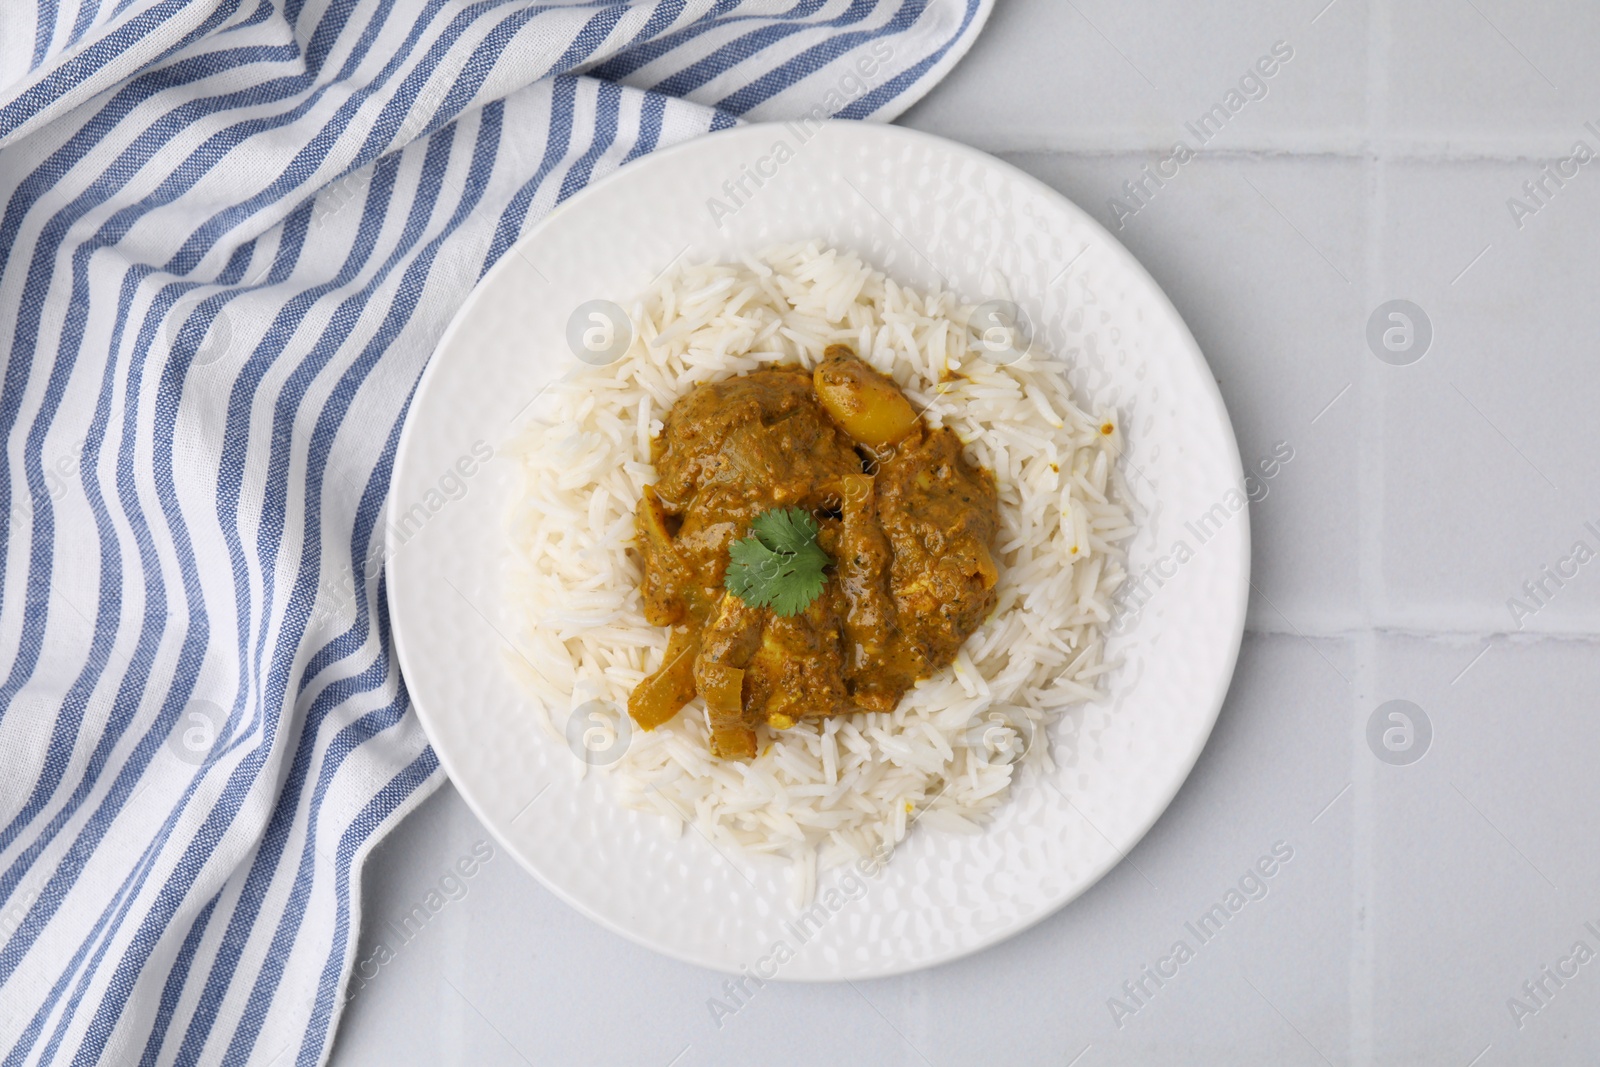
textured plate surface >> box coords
[386,121,1248,980]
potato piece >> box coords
[709,723,757,760]
[696,660,745,720]
[813,345,920,449]
[628,625,699,730]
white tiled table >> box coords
[330,2,1600,1062]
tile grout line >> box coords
[1349,1,1391,1063]
[983,139,1594,164]
[907,953,929,1067]
[1243,623,1600,642]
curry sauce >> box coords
[629,345,1000,759]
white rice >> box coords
[504,242,1133,904]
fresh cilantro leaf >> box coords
[724,536,780,604]
[750,507,820,555]
[765,539,830,616]
[724,507,831,616]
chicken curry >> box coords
[629,344,1000,759]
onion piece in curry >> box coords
[629,344,1000,759]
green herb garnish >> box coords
[724,507,831,616]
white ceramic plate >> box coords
[386,121,1248,980]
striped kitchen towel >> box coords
[0,1,991,1063]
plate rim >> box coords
[386,118,1251,980]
